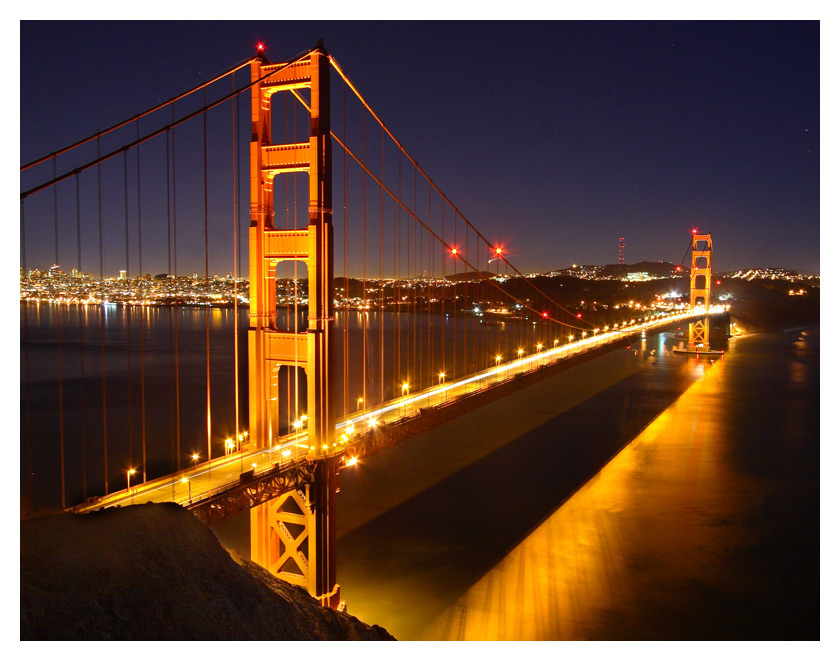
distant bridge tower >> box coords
[618,237,625,265]
[246,44,339,608]
[687,232,712,350]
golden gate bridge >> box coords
[20,42,720,609]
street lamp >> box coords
[192,453,199,469]
[438,372,445,385]
[181,477,190,502]
[357,397,364,412]
[127,468,136,491]
[495,355,501,366]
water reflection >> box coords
[417,331,818,640]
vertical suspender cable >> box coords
[397,153,401,389]
[342,82,348,419]
[379,125,384,404]
[413,167,417,388]
[137,123,147,484]
[172,109,181,470]
[453,215,457,378]
[124,151,134,472]
[166,123,174,475]
[98,135,108,495]
[75,171,87,500]
[441,197,445,380]
[293,101,299,425]
[362,112,366,409]
[203,87,212,468]
[285,95,291,427]
[232,75,240,443]
[54,157,66,510]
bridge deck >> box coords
[73,307,724,517]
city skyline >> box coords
[20,21,820,276]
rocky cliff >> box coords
[20,502,394,640]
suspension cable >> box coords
[172,109,182,470]
[232,73,241,446]
[328,55,593,329]
[203,86,212,468]
[21,58,258,172]
[55,165,66,510]
[97,134,108,496]
[21,50,312,200]
[123,150,134,473]
[137,122,147,484]
[291,76,591,333]
[331,130,592,332]
[75,171,87,500]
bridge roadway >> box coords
[74,306,722,515]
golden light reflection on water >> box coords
[421,356,759,640]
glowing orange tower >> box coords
[687,232,713,350]
[247,43,339,608]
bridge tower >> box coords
[687,232,713,350]
[247,44,339,608]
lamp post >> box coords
[401,382,409,416]
[192,453,199,469]
[127,468,136,503]
[357,397,363,412]
[181,477,190,503]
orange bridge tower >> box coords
[246,43,339,608]
[687,232,712,350]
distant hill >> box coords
[596,261,680,278]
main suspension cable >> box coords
[21,50,312,200]
[21,58,258,172]
[328,55,593,329]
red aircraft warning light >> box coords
[576,313,582,318]
[692,228,698,234]
[542,312,549,318]
[450,247,458,255]
[257,42,266,52]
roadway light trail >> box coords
[76,306,722,513]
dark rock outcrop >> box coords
[21,502,394,640]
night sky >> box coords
[19,20,820,275]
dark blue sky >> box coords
[20,20,820,275]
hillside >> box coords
[20,503,395,640]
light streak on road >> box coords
[75,306,722,513]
